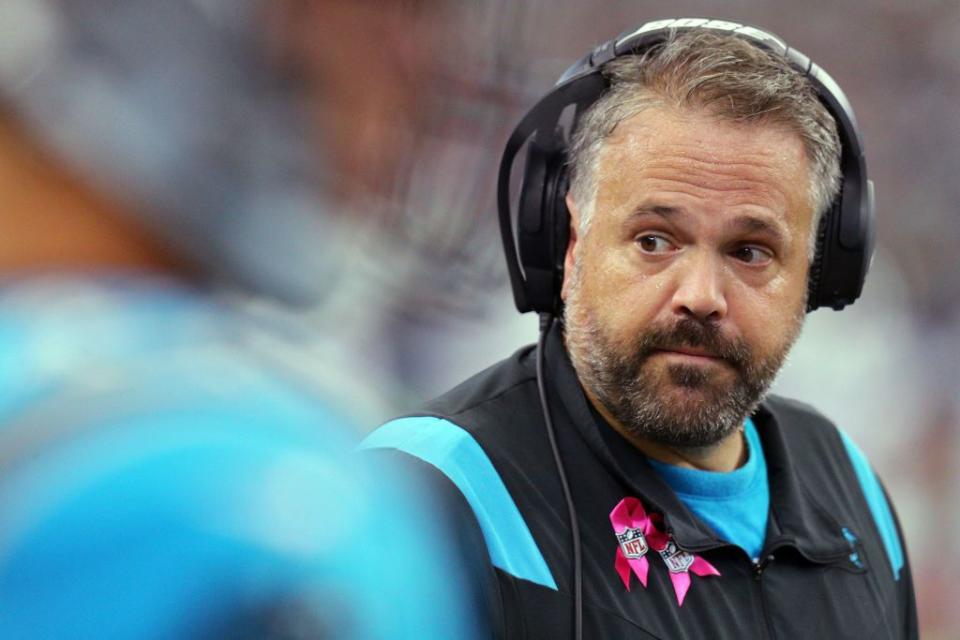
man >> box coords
[364,20,918,639]
[0,0,475,637]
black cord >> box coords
[536,313,582,640]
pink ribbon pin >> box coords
[610,498,721,606]
[609,497,656,590]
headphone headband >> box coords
[498,18,875,315]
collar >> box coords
[542,321,849,562]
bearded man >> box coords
[364,20,917,639]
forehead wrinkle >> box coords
[624,173,791,214]
[603,110,807,180]
[626,141,796,181]
[648,143,795,169]
[641,168,789,196]
[598,146,796,214]
[646,150,795,177]
[593,106,813,231]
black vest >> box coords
[364,325,917,639]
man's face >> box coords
[562,105,814,449]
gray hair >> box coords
[567,30,841,259]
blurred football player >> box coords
[0,0,478,637]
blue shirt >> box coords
[647,418,769,560]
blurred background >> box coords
[0,0,955,637]
[309,1,956,636]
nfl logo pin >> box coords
[659,540,695,573]
[616,527,649,559]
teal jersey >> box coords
[0,275,476,639]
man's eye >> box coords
[732,246,772,265]
[636,234,674,254]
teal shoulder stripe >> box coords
[839,431,904,581]
[360,417,558,590]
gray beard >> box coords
[563,272,802,450]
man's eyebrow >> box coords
[626,205,681,221]
[728,215,789,245]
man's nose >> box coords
[670,251,728,322]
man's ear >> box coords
[561,193,580,302]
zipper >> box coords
[751,562,775,640]
[752,555,776,640]
[752,553,776,580]
[661,526,781,639]
[750,538,793,578]
[750,542,793,640]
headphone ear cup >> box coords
[517,130,569,314]
[806,173,874,312]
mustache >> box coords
[632,318,753,372]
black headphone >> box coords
[497,18,875,315]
